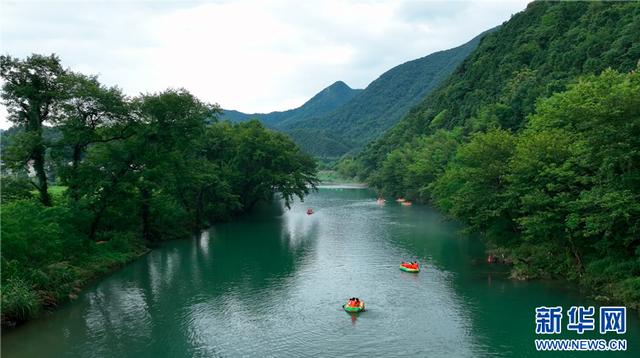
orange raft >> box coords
[400,262,420,273]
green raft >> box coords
[343,301,365,313]
[399,265,420,273]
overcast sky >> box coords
[0,0,529,129]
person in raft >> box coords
[348,297,360,307]
[401,261,419,268]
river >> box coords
[2,186,638,357]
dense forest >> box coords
[341,1,640,308]
[223,31,486,159]
[0,54,318,326]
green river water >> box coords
[2,186,638,357]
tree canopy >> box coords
[1,55,318,326]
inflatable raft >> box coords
[400,263,420,272]
[343,300,365,313]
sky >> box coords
[0,0,530,129]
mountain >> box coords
[285,30,489,154]
[220,81,362,128]
[347,0,640,310]
[222,31,487,158]
[356,1,640,175]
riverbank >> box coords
[444,221,639,312]
[497,247,640,313]
[1,188,150,327]
[404,199,640,312]
[1,242,149,327]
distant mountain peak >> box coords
[222,30,486,158]
[221,80,362,128]
[305,80,358,105]
[328,80,351,89]
[281,30,490,156]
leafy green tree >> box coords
[335,157,364,179]
[0,175,33,202]
[432,129,517,244]
[507,129,587,275]
[133,89,215,238]
[370,146,412,198]
[511,69,640,278]
[231,120,318,209]
[0,55,321,326]
[1,54,67,206]
[369,128,461,201]
[405,128,462,200]
[53,72,133,200]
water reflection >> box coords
[2,188,639,357]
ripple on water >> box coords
[2,187,639,357]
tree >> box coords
[507,128,587,274]
[0,55,322,325]
[54,72,134,200]
[432,129,518,245]
[405,128,462,200]
[231,120,318,209]
[370,146,412,199]
[0,175,33,202]
[133,89,216,238]
[1,54,66,206]
[511,69,640,276]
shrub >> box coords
[1,277,40,322]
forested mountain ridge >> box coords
[285,30,490,152]
[221,81,362,128]
[341,1,640,308]
[223,31,488,158]
[356,1,640,174]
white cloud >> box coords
[0,0,529,128]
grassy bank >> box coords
[0,199,150,326]
[2,242,149,327]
